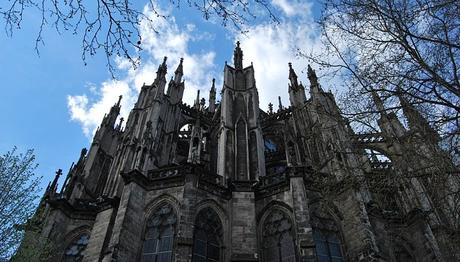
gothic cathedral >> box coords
[24,42,459,261]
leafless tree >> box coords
[0,147,41,259]
[0,0,277,76]
[302,0,459,161]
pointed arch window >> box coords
[141,203,177,262]
[64,233,90,262]
[312,228,343,262]
[262,209,296,262]
[192,208,223,262]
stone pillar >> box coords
[101,182,145,262]
[175,173,197,262]
[231,190,258,261]
[289,173,315,261]
[84,206,117,262]
[335,188,381,261]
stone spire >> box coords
[102,95,122,127]
[194,90,201,110]
[208,78,216,113]
[307,65,323,94]
[288,62,299,90]
[288,63,306,107]
[157,56,168,78]
[278,96,283,111]
[174,58,184,83]
[371,90,386,114]
[234,41,243,70]
[397,88,438,140]
[47,169,62,198]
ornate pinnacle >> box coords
[116,95,122,107]
[157,56,168,77]
[288,62,298,89]
[210,78,216,92]
[307,65,317,85]
[371,90,386,113]
[174,58,184,83]
[234,41,243,70]
[50,169,63,194]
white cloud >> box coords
[68,1,330,138]
[67,80,133,137]
[272,0,312,17]
[68,5,217,138]
[235,18,322,110]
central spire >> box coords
[234,41,243,70]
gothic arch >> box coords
[144,193,181,221]
[258,205,297,262]
[192,207,225,262]
[194,199,228,224]
[309,200,346,262]
[61,225,92,261]
[257,200,293,223]
[139,202,178,262]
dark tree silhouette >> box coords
[302,0,460,161]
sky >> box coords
[0,0,325,194]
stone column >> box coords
[101,182,145,262]
[290,172,316,261]
[231,190,258,261]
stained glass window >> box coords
[64,233,90,262]
[192,208,223,262]
[141,203,177,262]
[262,209,297,262]
[313,229,343,262]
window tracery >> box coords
[64,233,90,262]
[140,203,177,262]
[192,208,223,262]
[312,228,343,262]
[261,209,296,262]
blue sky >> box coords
[0,0,323,194]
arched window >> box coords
[261,209,296,262]
[312,228,343,262]
[140,203,177,262]
[64,233,90,261]
[192,208,223,262]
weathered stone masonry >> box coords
[22,42,459,262]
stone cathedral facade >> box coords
[24,42,459,262]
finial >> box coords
[234,41,243,69]
[174,57,184,83]
[157,56,168,76]
[80,148,88,158]
[117,117,125,131]
[288,62,298,89]
[211,78,216,91]
[50,169,63,193]
[268,103,273,114]
[307,65,317,81]
[194,89,201,109]
[117,95,122,106]
[278,96,283,111]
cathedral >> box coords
[22,42,459,261]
